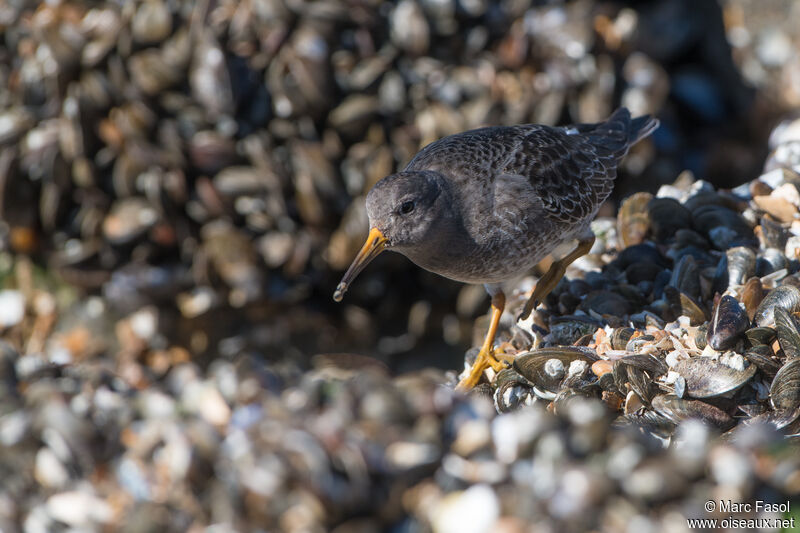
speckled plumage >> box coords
[364,108,659,285]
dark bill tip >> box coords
[332,227,387,302]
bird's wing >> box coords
[510,108,658,224]
[403,125,611,227]
[500,125,621,224]
[405,109,654,226]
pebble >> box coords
[0,412,30,447]
[182,381,231,427]
[385,441,440,469]
[432,484,499,533]
[46,490,113,527]
[34,447,70,489]
[0,290,25,328]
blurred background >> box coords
[0,0,798,373]
[3,1,800,532]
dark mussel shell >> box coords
[610,327,635,350]
[513,346,598,395]
[774,307,800,360]
[756,215,788,250]
[613,354,668,404]
[651,394,735,431]
[547,315,603,346]
[673,356,756,399]
[668,255,701,300]
[770,358,800,412]
[725,246,756,288]
[664,286,706,325]
[707,295,749,351]
[741,277,765,321]
[613,409,676,441]
[744,345,782,377]
[694,324,708,350]
[493,367,534,413]
[647,197,691,241]
[741,407,800,431]
[754,285,800,327]
[745,326,776,346]
[757,247,787,277]
[691,204,753,249]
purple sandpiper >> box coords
[333,108,659,390]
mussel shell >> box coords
[683,190,726,212]
[610,327,635,350]
[615,353,668,374]
[736,401,767,418]
[547,315,602,346]
[741,407,800,431]
[668,255,700,300]
[651,394,735,430]
[512,347,597,394]
[674,228,711,250]
[625,262,663,284]
[473,382,495,399]
[741,277,765,321]
[725,246,756,288]
[597,372,618,393]
[613,354,668,404]
[625,334,656,353]
[707,295,749,351]
[613,243,670,270]
[744,347,782,377]
[647,197,691,241]
[770,358,800,412]
[665,286,706,325]
[781,273,800,289]
[757,247,787,277]
[754,284,800,327]
[757,215,788,249]
[745,327,776,346]
[612,410,676,441]
[774,307,800,360]
[578,290,632,316]
[691,204,753,249]
[617,192,653,247]
[673,357,756,398]
[694,324,708,350]
[553,386,597,415]
[493,368,534,413]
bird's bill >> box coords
[333,227,388,302]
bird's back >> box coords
[406,108,658,225]
[399,108,658,283]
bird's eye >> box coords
[399,201,415,214]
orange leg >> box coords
[518,235,595,321]
[456,291,508,391]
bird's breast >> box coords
[398,231,552,284]
[401,216,591,284]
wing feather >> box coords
[405,108,657,226]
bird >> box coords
[333,108,659,391]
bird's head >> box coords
[333,170,450,301]
[366,170,448,249]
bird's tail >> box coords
[580,107,659,156]
[628,112,660,144]
[600,107,659,144]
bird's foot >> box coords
[517,268,560,322]
[455,347,508,391]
